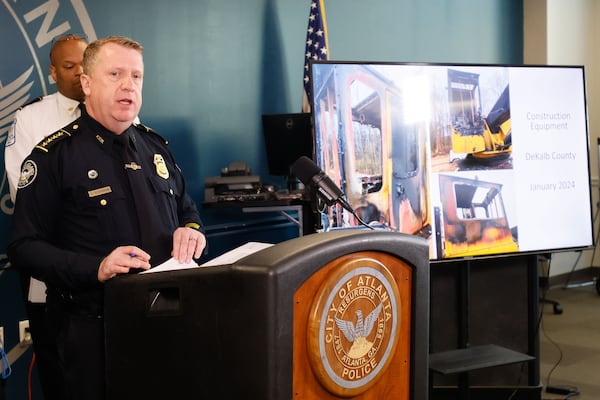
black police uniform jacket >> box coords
[7,109,203,295]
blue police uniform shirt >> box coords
[8,108,203,294]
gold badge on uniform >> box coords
[154,154,169,179]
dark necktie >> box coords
[115,131,164,260]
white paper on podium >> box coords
[199,242,273,267]
[140,242,274,274]
[140,257,199,274]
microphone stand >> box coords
[310,186,374,231]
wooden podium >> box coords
[104,230,429,399]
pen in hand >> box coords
[126,248,151,270]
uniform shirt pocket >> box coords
[72,183,131,240]
[148,175,181,227]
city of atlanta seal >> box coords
[307,254,401,397]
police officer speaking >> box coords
[7,36,207,400]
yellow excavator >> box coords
[447,69,511,163]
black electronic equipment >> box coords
[204,162,272,203]
[261,113,313,180]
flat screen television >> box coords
[309,61,594,262]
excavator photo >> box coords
[447,68,511,164]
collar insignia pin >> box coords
[124,162,142,171]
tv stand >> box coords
[429,256,540,399]
[430,344,534,376]
[429,343,534,400]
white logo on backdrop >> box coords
[0,0,96,215]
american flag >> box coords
[302,0,329,113]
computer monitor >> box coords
[261,113,313,180]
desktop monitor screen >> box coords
[262,113,313,177]
[309,61,594,262]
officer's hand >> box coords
[98,245,151,282]
[172,227,206,264]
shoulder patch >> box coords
[17,159,38,189]
[133,122,169,145]
[18,96,43,111]
[34,122,80,153]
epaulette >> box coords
[33,121,80,153]
[133,122,169,145]
[18,96,43,111]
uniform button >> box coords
[169,188,174,196]
[100,199,107,206]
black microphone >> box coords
[291,156,354,213]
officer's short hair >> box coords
[83,36,143,75]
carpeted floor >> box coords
[539,281,600,400]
